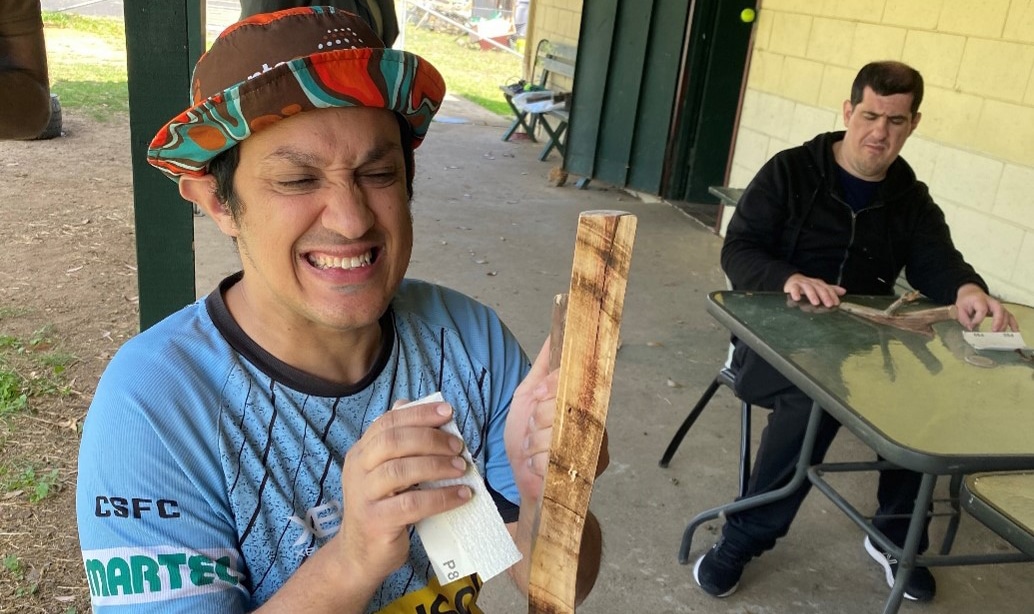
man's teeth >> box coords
[309,251,373,270]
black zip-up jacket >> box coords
[721,131,986,305]
[721,131,986,402]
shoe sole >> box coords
[863,537,919,601]
[692,554,738,598]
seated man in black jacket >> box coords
[694,60,1017,603]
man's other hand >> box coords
[955,283,1019,332]
[504,339,611,502]
[505,339,557,500]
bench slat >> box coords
[540,57,575,78]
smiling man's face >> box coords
[223,106,413,338]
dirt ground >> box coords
[0,108,136,612]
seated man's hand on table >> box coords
[504,338,610,500]
[955,283,1019,332]
[783,273,846,309]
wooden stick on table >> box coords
[838,296,956,337]
[528,210,637,614]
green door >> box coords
[566,0,756,214]
[565,0,690,192]
[664,0,757,206]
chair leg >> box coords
[659,378,721,467]
[738,401,752,498]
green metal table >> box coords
[963,472,1034,558]
[681,291,1034,614]
[707,185,744,208]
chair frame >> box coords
[659,364,753,499]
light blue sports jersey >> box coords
[76,275,529,612]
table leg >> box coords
[881,472,936,614]
[677,399,825,564]
[938,473,963,555]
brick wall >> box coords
[728,0,1034,304]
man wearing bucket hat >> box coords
[76,7,603,612]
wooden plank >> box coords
[528,210,637,614]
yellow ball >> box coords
[740,8,756,23]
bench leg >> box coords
[538,116,568,161]
[501,96,537,142]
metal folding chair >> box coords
[659,344,754,498]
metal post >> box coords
[124,1,205,329]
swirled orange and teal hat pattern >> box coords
[147,6,446,181]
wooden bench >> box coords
[500,39,576,161]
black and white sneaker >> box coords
[864,536,936,602]
[693,537,753,598]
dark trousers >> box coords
[722,380,931,557]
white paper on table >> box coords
[962,331,1029,351]
[399,393,522,586]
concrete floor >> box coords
[191,93,1033,612]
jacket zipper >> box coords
[832,193,885,287]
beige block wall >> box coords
[726,0,1034,304]
[524,0,582,91]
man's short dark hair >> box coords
[850,61,924,114]
[208,112,416,220]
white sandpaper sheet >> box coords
[962,331,1029,351]
[401,393,522,586]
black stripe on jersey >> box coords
[301,395,342,561]
[313,396,341,508]
[436,327,447,392]
[468,367,489,460]
[253,395,322,594]
[239,378,279,545]
[228,376,255,496]
[384,316,402,410]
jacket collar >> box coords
[804,131,919,200]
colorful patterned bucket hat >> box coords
[147,6,446,180]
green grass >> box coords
[42,11,128,120]
[3,553,40,597]
[0,325,75,416]
[403,26,522,117]
[37,13,521,121]
[42,11,125,41]
[0,465,61,504]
